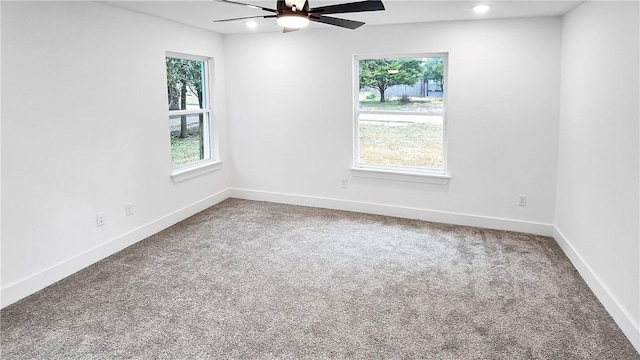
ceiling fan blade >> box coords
[283,27,300,33]
[213,15,277,23]
[213,0,277,13]
[309,0,384,15]
[309,14,365,29]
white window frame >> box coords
[166,52,221,183]
[352,53,450,184]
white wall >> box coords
[224,17,561,230]
[555,1,639,347]
[1,1,230,306]
[2,0,639,351]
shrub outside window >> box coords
[166,53,212,170]
[354,54,447,175]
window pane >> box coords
[356,54,446,172]
[166,57,207,110]
[359,57,444,113]
[170,114,210,168]
[358,114,443,169]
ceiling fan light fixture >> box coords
[472,4,491,14]
[276,14,310,28]
[213,0,385,31]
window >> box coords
[354,54,448,180]
[166,53,213,171]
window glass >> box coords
[169,114,210,168]
[166,55,212,169]
[356,55,447,173]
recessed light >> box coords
[472,4,491,14]
[245,20,258,29]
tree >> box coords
[166,58,204,138]
[166,58,182,111]
[359,58,423,102]
[423,58,444,92]
[183,62,205,158]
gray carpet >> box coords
[1,198,638,359]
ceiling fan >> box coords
[213,0,385,32]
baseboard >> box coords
[229,188,554,236]
[0,188,232,309]
[232,188,638,350]
[553,226,640,352]
[7,188,636,354]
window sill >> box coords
[171,161,223,183]
[350,167,451,185]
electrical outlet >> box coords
[341,178,348,188]
[125,202,134,216]
[519,195,527,207]
[96,212,105,226]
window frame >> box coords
[166,52,221,182]
[352,53,450,183]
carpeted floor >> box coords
[1,199,638,359]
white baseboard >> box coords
[5,188,636,355]
[553,226,640,352]
[0,189,232,309]
[229,188,554,236]
[1,188,552,309]
[235,189,638,351]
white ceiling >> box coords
[103,0,583,34]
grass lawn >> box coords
[171,121,443,170]
[359,122,443,169]
[171,136,201,168]
[359,97,444,112]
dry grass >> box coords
[171,135,201,168]
[359,122,443,169]
[171,121,443,170]
[359,97,444,112]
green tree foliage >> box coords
[360,58,423,102]
[423,57,444,92]
[166,58,204,138]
